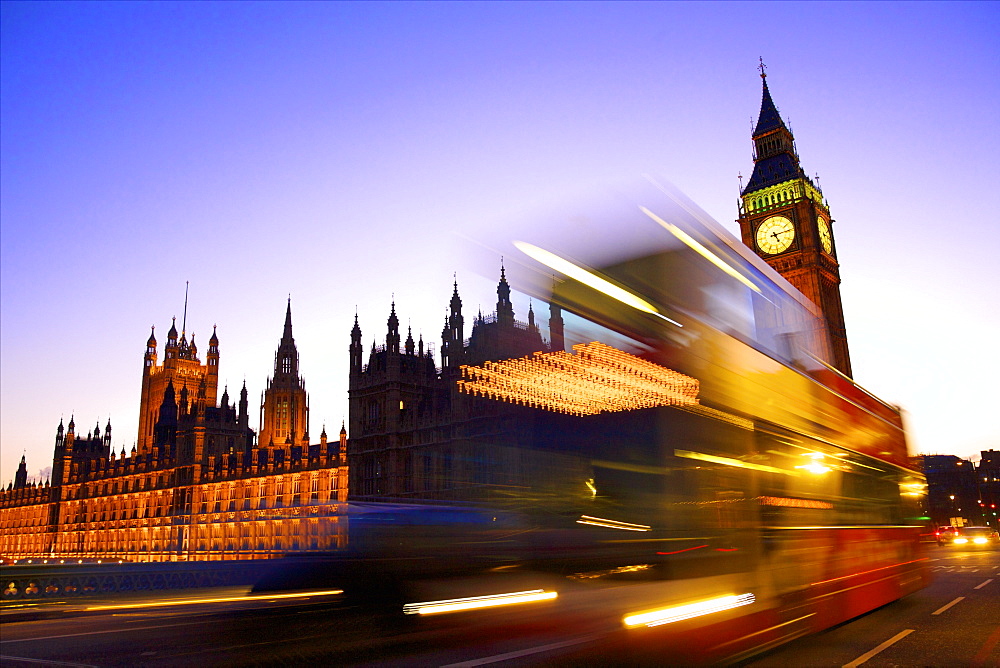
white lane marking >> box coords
[0,657,96,668]
[442,634,602,667]
[0,620,208,644]
[932,597,965,615]
[974,579,994,590]
[842,629,914,668]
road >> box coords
[744,547,1000,667]
[1,546,997,667]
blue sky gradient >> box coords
[2,2,998,483]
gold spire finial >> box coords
[758,57,767,79]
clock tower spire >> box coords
[737,64,852,377]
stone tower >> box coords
[736,63,852,377]
[258,299,309,448]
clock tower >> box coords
[737,63,852,377]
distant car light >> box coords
[954,537,969,544]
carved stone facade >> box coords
[348,268,569,502]
[1,305,347,562]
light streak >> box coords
[795,462,832,474]
[402,589,558,615]
[459,341,699,416]
[759,495,833,509]
[512,241,682,327]
[674,449,791,475]
[640,206,762,294]
[577,515,651,532]
[656,545,708,555]
[623,593,755,628]
[84,588,343,611]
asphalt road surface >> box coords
[744,546,1000,667]
[1,546,996,667]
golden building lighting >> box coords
[457,341,699,416]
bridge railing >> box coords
[1,560,271,599]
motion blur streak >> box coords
[674,449,791,475]
[577,515,651,531]
[623,593,755,628]
[639,206,762,294]
[656,545,708,555]
[512,241,681,326]
[84,588,343,611]
[402,590,558,615]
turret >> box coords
[258,299,309,450]
[444,279,465,368]
[449,278,464,343]
[405,326,415,355]
[441,313,453,368]
[496,263,514,327]
[350,314,363,374]
[238,380,249,428]
[14,454,28,489]
[145,326,157,369]
[165,317,179,359]
[207,325,219,369]
[387,302,400,354]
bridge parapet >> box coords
[1,560,269,599]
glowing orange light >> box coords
[458,341,699,416]
[758,496,833,509]
[623,593,755,628]
[402,589,558,615]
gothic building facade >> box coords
[736,65,852,377]
[1,303,348,562]
[348,268,569,502]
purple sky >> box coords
[2,1,998,484]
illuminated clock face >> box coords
[756,216,795,255]
[817,217,833,254]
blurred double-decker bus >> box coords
[261,179,929,664]
[443,179,930,662]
